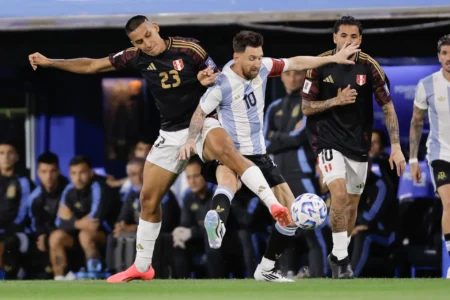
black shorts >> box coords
[201,154,286,191]
[431,160,450,190]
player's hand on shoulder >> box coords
[28,52,52,70]
[178,138,198,161]
[409,161,422,183]
[389,144,406,177]
[334,42,360,65]
[334,85,357,106]
[198,66,220,87]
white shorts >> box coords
[318,149,368,195]
[196,117,222,162]
[146,118,220,174]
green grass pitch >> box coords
[1,279,449,300]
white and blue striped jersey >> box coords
[414,69,450,163]
[200,57,289,155]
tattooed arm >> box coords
[382,102,400,145]
[188,105,207,141]
[178,85,222,160]
[409,105,426,160]
[382,102,406,176]
[408,81,428,182]
[302,84,357,116]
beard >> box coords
[243,69,259,80]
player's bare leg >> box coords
[48,230,74,279]
[254,182,296,282]
[327,179,354,279]
[346,194,361,242]
[203,127,292,227]
[438,184,450,278]
[107,161,178,283]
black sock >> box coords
[445,234,450,256]
[329,253,350,265]
[264,222,297,262]
[211,187,233,224]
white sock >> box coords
[260,257,276,270]
[241,166,280,209]
[134,218,161,272]
[332,231,348,260]
[347,236,352,247]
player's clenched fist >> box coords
[28,52,52,70]
[334,84,357,106]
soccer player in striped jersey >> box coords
[301,16,406,279]
[179,30,359,282]
[409,34,450,278]
[29,15,219,283]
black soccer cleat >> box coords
[327,254,354,279]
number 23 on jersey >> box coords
[160,70,181,89]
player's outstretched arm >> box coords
[382,102,406,176]
[29,52,115,74]
[286,42,360,71]
[302,84,357,116]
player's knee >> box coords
[49,230,66,249]
[217,172,238,192]
[139,192,160,216]
[330,189,348,208]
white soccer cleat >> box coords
[204,210,226,249]
[254,264,295,282]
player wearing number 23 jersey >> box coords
[109,36,217,132]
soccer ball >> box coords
[291,193,327,230]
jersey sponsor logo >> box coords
[384,83,390,96]
[205,57,217,69]
[356,74,366,86]
[303,79,312,94]
[172,59,184,71]
[438,96,446,102]
[323,75,334,83]
[147,63,157,70]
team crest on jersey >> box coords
[173,59,184,71]
[356,75,366,86]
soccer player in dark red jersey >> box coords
[28,15,222,282]
[301,16,406,278]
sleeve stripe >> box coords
[306,49,332,78]
[318,50,333,57]
[172,40,207,58]
[360,53,385,81]
[14,178,31,224]
[89,181,101,218]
